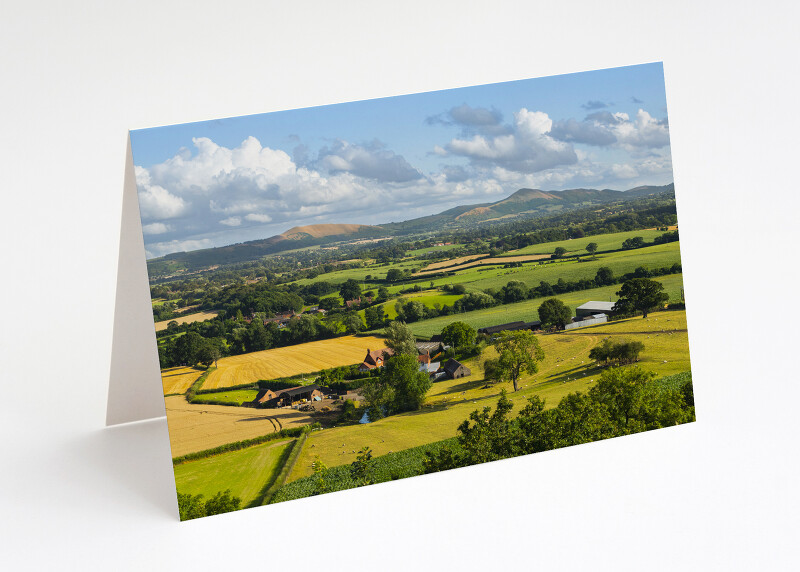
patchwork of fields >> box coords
[288,310,690,480]
[202,335,387,389]
[392,273,685,338]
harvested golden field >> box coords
[164,395,314,457]
[155,310,219,331]
[161,366,204,395]
[202,335,387,389]
[422,254,486,272]
[416,254,550,276]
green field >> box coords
[498,228,670,257]
[193,389,260,405]
[407,243,463,256]
[289,309,690,481]
[174,439,293,506]
[372,273,684,338]
[360,292,464,320]
[452,242,681,292]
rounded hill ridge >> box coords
[280,223,382,240]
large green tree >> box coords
[492,329,545,392]
[614,277,669,318]
[364,304,387,330]
[585,242,598,257]
[384,354,432,413]
[537,298,572,330]
[339,278,362,301]
[383,320,417,356]
[441,321,477,350]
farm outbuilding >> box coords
[575,301,616,319]
[478,320,541,336]
[274,384,323,407]
[243,388,278,408]
[443,359,471,379]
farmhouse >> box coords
[443,359,471,379]
[358,348,394,371]
[575,301,616,319]
[478,320,541,336]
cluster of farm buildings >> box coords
[244,300,615,410]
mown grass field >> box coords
[155,310,219,331]
[363,292,464,320]
[203,335,387,389]
[465,241,682,291]
[164,395,314,457]
[194,389,260,405]
[498,228,669,257]
[288,309,690,481]
[173,439,293,506]
[406,243,462,256]
[389,273,685,338]
[161,366,205,395]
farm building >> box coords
[478,320,541,336]
[416,341,446,356]
[443,359,471,379]
[273,385,323,407]
[575,301,616,319]
[419,361,441,375]
[358,348,395,371]
[564,313,608,330]
[243,388,278,408]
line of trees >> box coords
[423,366,695,474]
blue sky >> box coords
[131,62,673,258]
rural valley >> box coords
[147,185,695,519]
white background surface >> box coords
[2,1,799,570]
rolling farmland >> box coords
[288,310,690,480]
[397,273,685,338]
[202,335,387,389]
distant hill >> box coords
[382,183,673,230]
[147,223,385,277]
[147,182,673,276]
[281,223,380,240]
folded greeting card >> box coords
[116,62,694,520]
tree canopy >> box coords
[537,298,572,330]
[383,320,417,356]
[490,329,545,392]
[441,321,477,350]
[613,277,669,318]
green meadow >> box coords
[193,389,260,405]
[173,439,293,506]
[498,228,670,257]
